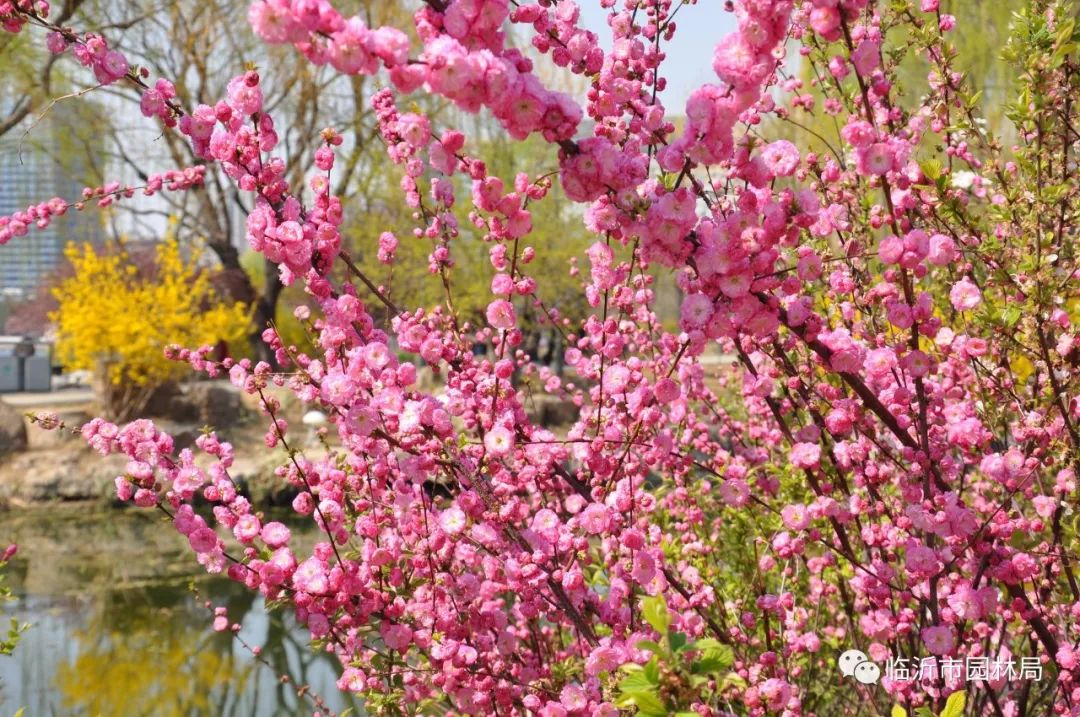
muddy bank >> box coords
[0,436,294,507]
[0,381,293,507]
[0,379,579,507]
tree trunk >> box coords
[249,256,284,366]
[206,238,283,367]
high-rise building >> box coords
[0,104,103,299]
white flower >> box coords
[951,170,976,190]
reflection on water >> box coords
[0,507,363,716]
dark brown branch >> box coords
[339,250,402,315]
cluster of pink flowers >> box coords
[559,136,648,203]
[247,0,407,65]
[41,28,129,85]
[249,0,581,143]
[173,69,345,284]
[511,0,603,75]
[0,0,45,33]
[7,0,1080,715]
[138,78,180,127]
[0,167,205,246]
[660,1,792,173]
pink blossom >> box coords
[484,425,514,456]
[791,442,821,469]
[921,625,955,655]
[841,120,876,148]
[719,479,750,507]
[781,503,811,530]
[485,299,516,330]
[906,542,941,579]
[949,278,982,311]
[759,678,792,711]
[878,234,904,264]
[602,364,631,394]
[578,503,610,535]
[947,585,998,620]
[381,622,413,652]
[850,40,881,75]
[233,514,261,543]
[654,378,680,404]
[45,31,68,54]
[188,527,219,554]
[1058,646,1078,670]
[585,646,621,676]
[631,551,656,584]
[293,557,329,595]
[560,683,588,711]
[856,142,894,176]
[1033,495,1058,520]
[712,34,772,91]
[261,521,291,548]
[761,139,800,177]
[864,348,898,380]
[680,293,714,329]
[928,233,958,265]
[227,72,263,115]
[809,7,841,38]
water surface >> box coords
[0,506,362,716]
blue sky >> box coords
[575,2,736,110]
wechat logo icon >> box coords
[838,649,881,685]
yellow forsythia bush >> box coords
[51,239,250,406]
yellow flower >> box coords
[50,238,250,391]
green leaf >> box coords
[691,643,734,673]
[914,707,936,717]
[719,672,747,690]
[641,595,671,634]
[629,690,669,717]
[643,656,661,685]
[691,638,725,650]
[691,640,734,673]
[941,691,966,717]
[635,639,663,655]
[892,706,908,717]
[619,671,655,695]
[669,631,688,653]
[920,159,943,182]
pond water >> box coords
[0,506,363,716]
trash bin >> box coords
[24,355,51,391]
[0,356,17,392]
[0,336,52,392]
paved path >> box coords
[0,388,94,409]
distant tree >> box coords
[775,1,1023,156]
[4,0,419,362]
[349,130,594,360]
[0,0,85,137]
